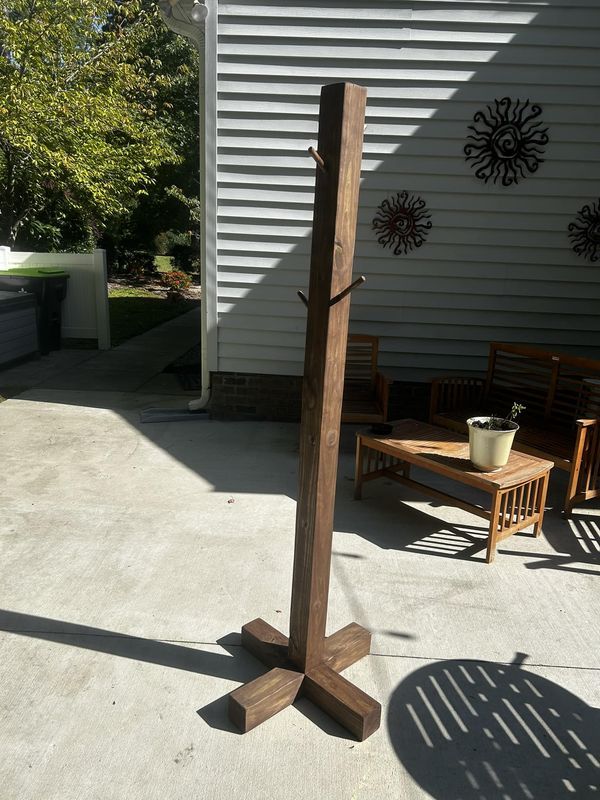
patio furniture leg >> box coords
[534,472,550,537]
[354,437,364,499]
[486,490,502,564]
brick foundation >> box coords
[209,371,431,424]
[209,372,303,421]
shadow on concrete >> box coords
[388,653,600,798]
[336,455,600,570]
[0,608,355,740]
[519,514,600,577]
[0,609,248,681]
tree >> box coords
[0,0,182,250]
[100,8,200,263]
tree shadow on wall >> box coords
[389,653,600,798]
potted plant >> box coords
[467,403,526,472]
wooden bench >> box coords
[342,334,392,423]
[429,342,600,515]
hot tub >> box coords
[0,290,38,368]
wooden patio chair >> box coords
[342,334,392,423]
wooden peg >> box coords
[308,146,326,172]
[329,275,366,307]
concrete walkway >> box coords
[0,305,202,410]
[1,318,599,799]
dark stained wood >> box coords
[355,420,553,564]
[241,618,289,669]
[228,83,380,742]
[303,665,381,742]
[429,342,600,514]
[323,623,371,672]
[229,668,304,733]
[289,82,367,673]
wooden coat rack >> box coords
[228,82,380,741]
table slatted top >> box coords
[358,419,554,491]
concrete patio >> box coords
[1,317,599,799]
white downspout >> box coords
[160,0,218,413]
[189,0,218,411]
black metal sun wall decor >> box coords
[372,191,432,255]
[464,97,549,186]
[568,199,600,262]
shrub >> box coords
[154,229,189,256]
[170,242,196,272]
[161,269,192,299]
[111,249,156,279]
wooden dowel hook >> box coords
[297,290,309,308]
[308,146,326,172]
[330,275,366,307]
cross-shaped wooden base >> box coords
[226,82,379,743]
[229,618,381,740]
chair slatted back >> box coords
[345,334,378,388]
[487,342,600,426]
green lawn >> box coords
[108,286,199,347]
[154,255,173,273]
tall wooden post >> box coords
[228,83,380,741]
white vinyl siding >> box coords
[215,0,600,380]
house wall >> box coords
[214,0,600,385]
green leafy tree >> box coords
[0,0,182,249]
[101,11,200,262]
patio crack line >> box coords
[370,652,600,672]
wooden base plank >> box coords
[241,618,289,668]
[303,664,381,741]
[324,623,371,672]
[229,667,304,733]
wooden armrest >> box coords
[566,417,600,514]
[429,375,484,421]
[575,418,599,428]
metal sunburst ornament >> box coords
[568,199,600,262]
[372,191,432,255]
[464,97,549,186]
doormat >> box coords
[163,344,202,390]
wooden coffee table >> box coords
[354,419,554,563]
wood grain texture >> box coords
[229,83,380,742]
[359,419,553,491]
[241,618,289,668]
[229,667,304,733]
[323,623,371,673]
[303,664,381,742]
[356,420,553,563]
[288,82,367,672]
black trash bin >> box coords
[0,267,70,354]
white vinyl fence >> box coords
[0,247,110,349]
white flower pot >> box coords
[467,416,519,472]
